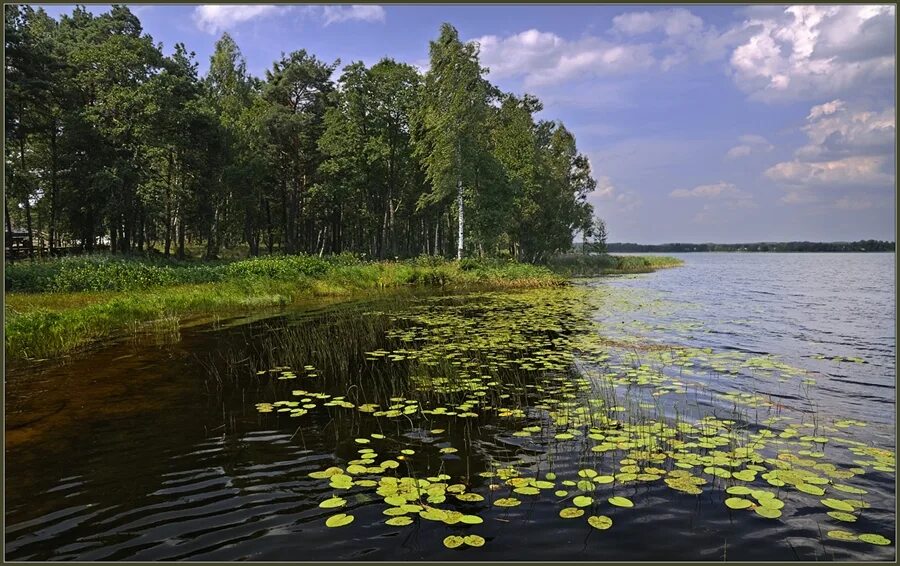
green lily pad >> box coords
[588,515,613,530]
[444,535,464,549]
[325,513,355,527]
[859,534,891,546]
[796,483,825,496]
[726,486,752,495]
[753,506,782,519]
[385,516,413,526]
[560,507,585,518]
[821,498,854,512]
[827,511,857,522]
[319,496,346,509]
[461,514,483,524]
[725,497,752,510]
[827,530,858,542]
[608,496,633,508]
[759,498,784,510]
[494,497,521,507]
[573,496,593,507]
[464,535,485,547]
[555,490,568,497]
[384,495,407,506]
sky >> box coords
[35,4,897,244]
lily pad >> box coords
[319,496,346,509]
[443,535,464,549]
[608,496,634,508]
[753,507,782,519]
[827,511,857,522]
[724,497,752,510]
[325,513,355,528]
[821,498,855,512]
[588,515,613,530]
[385,516,413,526]
[859,534,891,546]
[463,535,486,547]
[827,530,858,542]
[560,507,585,518]
[494,498,521,507]
[573,496,593,507]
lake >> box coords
[5,253,896,561]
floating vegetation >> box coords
[245,284,894,554]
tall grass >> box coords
[5,254,562,361]
[545,254,683,277]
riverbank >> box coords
[545,253,684,277]
[4,253,680,361]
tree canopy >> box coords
[5,7,597,262]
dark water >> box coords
[5,254,896,561]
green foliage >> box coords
[5,254,563,360]
[544,254,683,277]
[6,9,599,267]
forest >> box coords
[604,241,896,253]
[4,5,599,263]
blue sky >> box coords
[36,4,896,243]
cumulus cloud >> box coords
[766,99,895,190]
[588,175,643,213]
[193,5,282,34]
[612,8,703,37]
[671,183,756,222]
[725,134,774,159]
[670,182,751,200]
[322,5,385,26]
[193,4,385,34]
[767,155,893,188]
[728,5,896,101]
[474,29,655,86]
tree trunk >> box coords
[48,122,59,252]
[5,195,14,264]
[456,141,464,260]
[164,149,173,257]
[177,213,185,259]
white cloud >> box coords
[587,175,643,213]
[612,8,703,37]
[322,5,385,26]
[725,134,774,159]
[193,5,385,34]
[474,29,655,86]
[670,182,750,199]
[766,99,895,190]
[193,5,282,34]
[766,155,893,187]
[728,5,896,101]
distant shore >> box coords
[598,240,895,253]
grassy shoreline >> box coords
[5,254,680,362]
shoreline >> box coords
[5,255,681,362]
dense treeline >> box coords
[602,241,896,253]
[5,5,597,263]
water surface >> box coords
[5,253,895,561]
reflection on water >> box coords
[5,254,896,561]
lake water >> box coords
[5,253,896,561]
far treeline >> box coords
[600,241,896,253]
[5,5,601,263]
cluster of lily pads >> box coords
[249,285,894,554]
